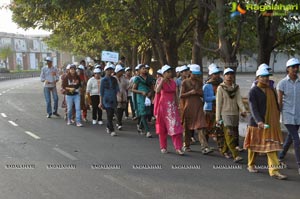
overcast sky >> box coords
[0,0,51,35]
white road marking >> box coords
[1,113,7,118]
[8,121,18,126]
[25,131,41,140]
[103,175,147,198]
[53,147,78,161]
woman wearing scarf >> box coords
[216,68,246,162]
[244,67,287,180]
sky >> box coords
[0,0,51,35]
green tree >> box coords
[0,45,13,69]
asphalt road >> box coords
[0,75,299,199]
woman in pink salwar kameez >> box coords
[155,65,184,155]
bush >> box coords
[0,68,10,73]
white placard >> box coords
[101,51,119,63]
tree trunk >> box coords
[256,14,280,66]
[164,37,178,67]
[216,0,239,70]
[131,45,138,69]
[192,0,211,72]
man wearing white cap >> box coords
[86,68,103,125]
[277,57,300,175]
[114,65,129,130]
[99,64,119,136]
[244,67,287,179]
[180,64,213,154]
[40,56,60,118]
[216,68,246,162]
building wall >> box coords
[0,32,72,71]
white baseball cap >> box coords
[189,64,201,75]
[178,65,189,72]
[258,63,271,71]
[135,64,143,70]
[209,67,221,75]
[208,63,219,71]
[104,64,114,71]
[94,64,101,68]
[93,68,101,73]
[256,67,272,77]
[157,69,162,75]
[66,64,71,70]
[125,67,131,72]
[223,68,235,75]
[115,64,124,73]
[161,65,172,74]
[45,57,52,62]
[286,58,300,67]
[175,66,181,73]
[78,65,85,70]
[145,64,150,69]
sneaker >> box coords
[132,117,138,120]
[53,112,60,117]
[146,132,152,138]
[271,173,287,180]
[71,119,75,124]
[176,149,184,156]
[183,147,192,152]
[247,166,258,173]
[124,116,128,120]
[111,132,117,136]
[92,120,97,125]
[82,118,88,122]
[233,156,243,163]
[76,122,83,127]
[118,125,122,130]
[98,120,103,125]
[46,114,52,118]
[202,147,213,155]
[106,128,110,134]
[161,149,168,154]
[191,137,196,144]
[67,120,72,125]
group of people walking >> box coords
[40,56,300,180]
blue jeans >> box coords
[43,87,58,115]
[66,94,81,123]
[279,124,300,167]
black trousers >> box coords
[91,95,102,121]
[106,108,115,132]
[116,108,125,126]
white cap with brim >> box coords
[93,68,101,73]
[161,65,172,74]
[95,64,101,68]
[208,63,218,71]
[175,67,181,73]
[258,63,271,71]
[66,64,71,70]
[115,64,124,73]
[104,65,114,71]
[135,64,143,70]
[189,64,202,75]
[45,57,52,62]
[209,67,220,75]
[78,65,85,70]
[286,58,300,67]
[157,69,162,75]
[69,64,76,69]
[125,67,131,72]
[179,65,189,72]
[223,68,234,75]
[256,67,272,77]
[145,64,150,69]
